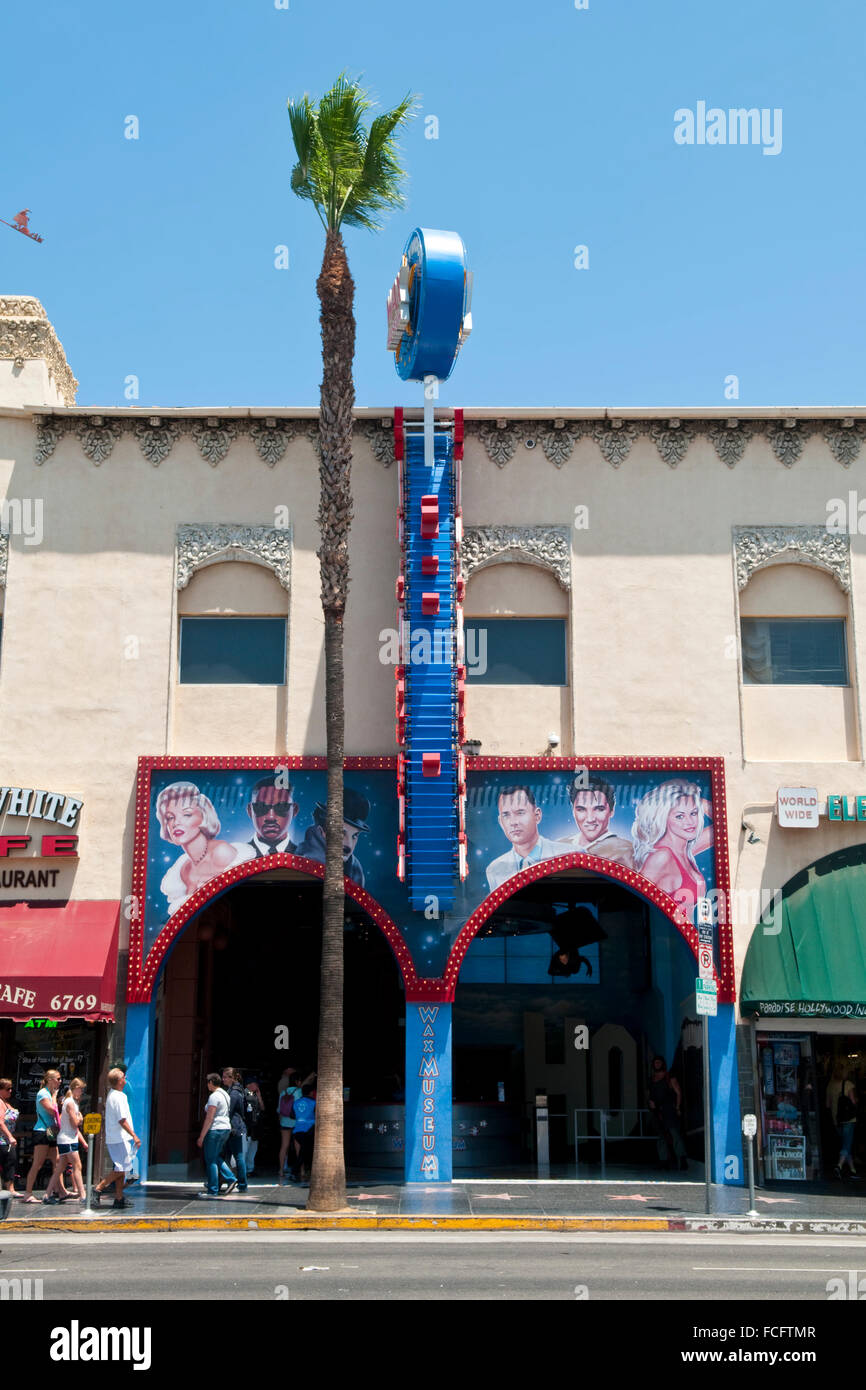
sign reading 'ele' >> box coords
[828,795,866,823]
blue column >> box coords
[708,1003,742,1185]
[404,1002,452,1182]
[124,999,156,1184]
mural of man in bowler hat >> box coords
[295,787,371,888]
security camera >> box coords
[742,819,761,845]
[547,733,560,747]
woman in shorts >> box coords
[24,1069,65,1202]
[43,1078,88,1204]
[0,1079,19,1196]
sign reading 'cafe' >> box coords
[0,785,82,857]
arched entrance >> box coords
[448,867,705,1177]
[136,864,408,1180]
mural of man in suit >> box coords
[245,775,299,857]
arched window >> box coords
[740,564,848,686]
[738,562,857,760]
[464,563,568,686]
[462,561,571,754]
[178,561,288,685]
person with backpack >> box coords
[242,1076,264,1176]
[277,1067,302,1185]
[221,1067,248,1193]
[292,1084,317,1185]
[827,1060,859,1179]
[196,1072,235,1197]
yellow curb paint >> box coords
[8,1215,674,1234]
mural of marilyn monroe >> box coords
[632,780,714,918]
[157,781,255,916]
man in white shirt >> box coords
[485,786,562,892]
[90,1068,140,1210]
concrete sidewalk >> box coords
[5,1175,866,1233]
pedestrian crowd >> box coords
[0,1062,316,1203]
[197,1064,316,1197]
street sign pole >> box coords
[702,1012,712,1216]
[82,1113,102,1208]
[694,902,717,1217]
[743,1114,758,1217]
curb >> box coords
[5,1214,866,1234]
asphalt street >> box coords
[0,1230,864,1301]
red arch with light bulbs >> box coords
[126,754,734,1005]
[428,752,735,1005]
[126,755,420,1003]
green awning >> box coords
[741,844,866,1019]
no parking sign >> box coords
[698,944,714,980]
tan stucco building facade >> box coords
[2,293,865,1187]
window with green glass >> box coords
[741,618,848,685]
[464,618,567,685]
[179,617,287,684]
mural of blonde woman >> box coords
[156,781,255,916]
[632,780,713,917]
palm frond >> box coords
[287,75,417,231]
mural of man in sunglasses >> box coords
[245,776,300,857]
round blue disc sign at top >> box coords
[387,227,472,382]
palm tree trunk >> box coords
[308,228,355,1211]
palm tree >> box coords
[287,74,415,1210]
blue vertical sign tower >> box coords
[387,227,472,1180]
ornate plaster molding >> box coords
[733,525,851,593]
[589,419,638,468]
[191,418,240,467]
[766,421,812,468]
[822,421,866,468]
[0,296,78,406]
[176,524,293,591]
[75,416,123,465]
[250,419,295,467]
[705,420,757,468]
[26,414,866,473]
[0,531,7,588]
[461,525,571,591]
[134,418,181,468]
[362,419,395,467]
[649,418,699,468]
[467,420,524,468]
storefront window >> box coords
[756,1032,821,1180]
[0,1019,103,1175]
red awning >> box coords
[0,901,120,1022]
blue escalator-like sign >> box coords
[388,227,471,913]
[403,428,458,909]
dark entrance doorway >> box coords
[150,874,405,1175]
[452,875,703,1177]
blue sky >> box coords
[1,0,862,409]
